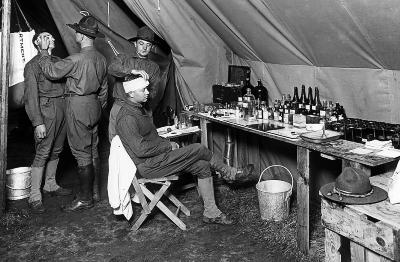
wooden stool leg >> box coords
[165,190,190,216]
[131,183,168,231]
[141,186,187,230]
[131,211,149,231]
[325,228,342,262]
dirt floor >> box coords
[1,121,325,262]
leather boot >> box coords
[209,155,255,182]
[197,177,233,225]
[63,164,94,212]
[43,159,72,196]
[29,166,46,213]
[92,158,101,201]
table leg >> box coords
[297,147,310,254]
[200,118,210,148]
[325,228,342,262]
[342,160,372,177]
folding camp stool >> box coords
[131,173,191,231]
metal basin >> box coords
[6,167,31,200]
[247,122,285,132]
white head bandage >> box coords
[122,77,149,93]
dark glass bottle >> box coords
[241,77,254,96]
[312,87,322,116]
[299,85,307,113]
[305,86,313,114]
[319,100,327,118]
[255,79,268,106]
[292,86,300,102]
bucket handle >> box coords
[258,165,293,201]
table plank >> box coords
[187,112,398,167]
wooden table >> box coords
[321,173,400,261]
[188,112,399,254]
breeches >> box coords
[137,143,213,179]
[65,95,101,167]
[32,97,66,167]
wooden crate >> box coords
[321,174,400,261]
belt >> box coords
[39,96,64,99]
[63,93,97,99]
[63,93,80,97]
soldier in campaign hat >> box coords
[38,15,108,212]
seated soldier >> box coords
[115,76,254,225]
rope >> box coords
[14,4,22,32]
[107,2,110,27]
[14,0,32,31]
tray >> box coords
[300,130,342,144]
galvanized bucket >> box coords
[256,165,293,221]
[6,167,31,200]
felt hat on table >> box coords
[320,167,387,205]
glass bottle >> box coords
[305,86,313,115]
[241,77,254,97]
[255,79,268,106]
[243,102,249,121]
[243,88,256,119]
[256,101,264,119]
[319,100,327,119]
[299,85,307,114]
[313,87,322,116]
[292,86,300,103]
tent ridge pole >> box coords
[1,0,12,215]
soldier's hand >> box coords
[131,69,149,81]
[170,141,180,151]
[34,124,47,139]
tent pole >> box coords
[1,0,12,216]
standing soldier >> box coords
[38,16,108,212]
[108,26,160,142]
[24,30,73,214]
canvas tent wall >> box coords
[119,0,400,188]
[121,0,400,124]
[2,0,400,212]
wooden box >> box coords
[321,174,400,261]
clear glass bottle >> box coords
[244,88,256,119]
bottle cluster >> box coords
[218,82,348,126]
[327,118,400,148]
[267,85,346,125]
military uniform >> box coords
[39,46,107,205]
[39,46,107,166]
[24,54,67,203]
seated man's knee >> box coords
[190,160,211,179]
[188,143,211,159]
